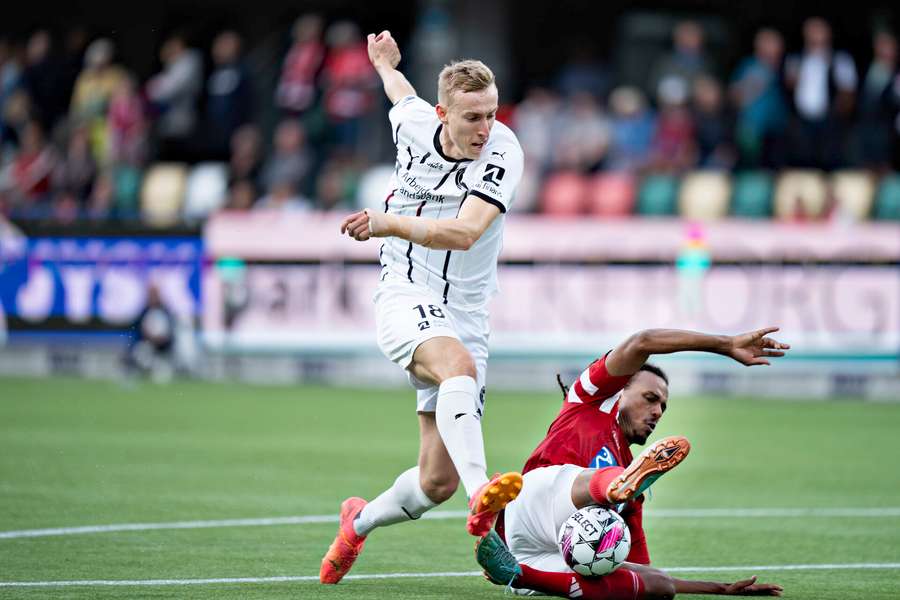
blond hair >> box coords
[437,60,495,107]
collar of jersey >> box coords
[433,124,474,163]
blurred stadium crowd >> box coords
[1,14,900,225]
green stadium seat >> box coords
[730,171,773,218]
[636,174,678,216]
[113,166,143,219]
[874,173,900,220]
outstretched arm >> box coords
[367,30,416,104]
[340,196,500,251]
[672,575,783,596]
[605,327,790,377]
[625,564,783,597]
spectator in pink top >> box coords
[8,121,56,213]
[320,21,377,153]
[107,74,148,166]
[276,14,326,117]
[651,77,696,172]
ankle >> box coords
[588,466,624,504]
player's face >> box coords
[438,85,498,159]
[618,371,669,445]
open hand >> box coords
[727,327,790,366]
[724,576,783,596]
[367,30,401,70]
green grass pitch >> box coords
[1,376,899,599]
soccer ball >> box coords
[557,506,631,576]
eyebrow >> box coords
[463,108,498,116]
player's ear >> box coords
[435,104,449,123]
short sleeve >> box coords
[566,355,632,405]
[461,132,524,213]
[388,95,435,130]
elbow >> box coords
[451,229,478,251]
[631,330,655,353]
[456,235,476,251]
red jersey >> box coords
[522,355,650,564]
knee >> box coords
[640,570,676,600]
[420,469,459,503]
[436,349,476,382]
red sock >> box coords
[588,466,624,505]
[516,564,645,600]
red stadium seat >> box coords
[587,172,636,216]
[540,171,588,215]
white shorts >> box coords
[504,464,584,573]
[374,278,489,413]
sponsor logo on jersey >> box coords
[427,161,444,170]
[491,150,507,160]
[591,446,618,469]
[482,163,506,186]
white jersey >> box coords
[378,95,524,310]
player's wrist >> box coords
[716,335,734,354]
[366,209,391,237]
[373,61,396,76]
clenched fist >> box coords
[367,30,400,70]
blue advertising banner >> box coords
[0,237,203,331]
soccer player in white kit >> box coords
[320,30,524,584]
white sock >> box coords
[353,466,437,537]
[435,375,488,498]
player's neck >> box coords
[439,125,466,160]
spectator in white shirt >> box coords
[784,17,857,169]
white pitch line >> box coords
[2,564,900,588]
[2,507,899,540]
[646,508,900,518]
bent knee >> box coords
[420,471,459,503]
[438,350,476,381]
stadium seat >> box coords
[874,173,900,220]
[540,171,588,215]
[636,174,679,216]
[356,164,397,211]
[587,172,636,216]
[830,170,875,222]
[141,163,188,227]
[678,170,731,220]
[183,162,229,223]
[773,169,828,220]
[112,165,142,219]
[730,171,773,218]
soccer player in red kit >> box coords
[477,327,790,599]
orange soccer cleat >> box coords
[606,435,691,504]
[467,471,523,537]
[319,497,368,584]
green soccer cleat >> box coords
[475,529,522,587]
